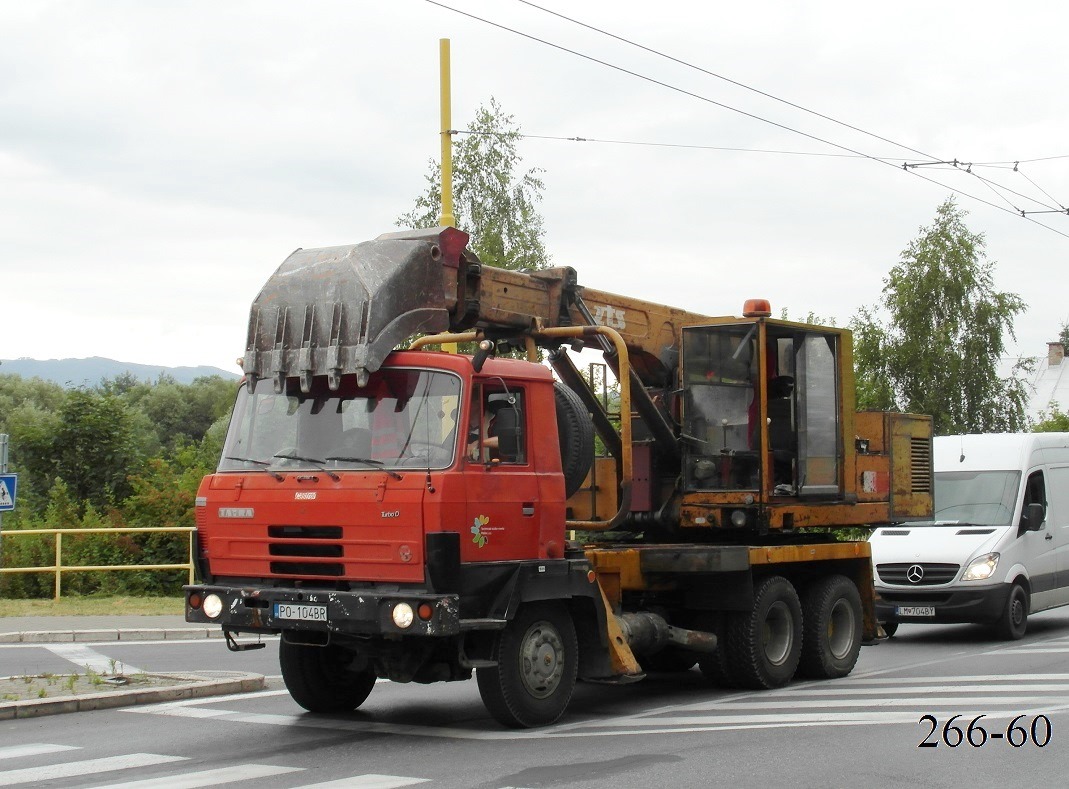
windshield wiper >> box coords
[273,453,340,482]
[325,455,403,480]
[223,456,284,482]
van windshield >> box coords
[931,470,1021,525]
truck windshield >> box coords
[931,470,1022,525]
[218,369,462,473]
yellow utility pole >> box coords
[439,38,458,355]
[438,38,456,229]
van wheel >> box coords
[477,602,578,728]
[279,641,376,713]
[993,583,1028,640]
[797,575,862,679]
[725,576,802,689]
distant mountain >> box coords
[0,357,241,387]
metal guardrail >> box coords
[0,527,194,600]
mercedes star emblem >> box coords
[906,564,925,584]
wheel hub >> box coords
[519,621,564,699]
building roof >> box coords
[1030,342,1068,420]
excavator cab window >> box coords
[682,323,842,497]
[681,324,760,491]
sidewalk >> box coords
[0,615,261,719]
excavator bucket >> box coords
[242,227,468,392]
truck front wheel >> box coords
[476,602,578,728]
[797,575,862,679]
[726,575,802,689]
[279,640,376,713]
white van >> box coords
[870,433,1069,639]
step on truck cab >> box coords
[186,227,933,727]
[871,433,1069,639]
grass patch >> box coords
[0,596,184,618]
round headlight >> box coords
[730,509,748,528]
[391,602,414,629]
[202,593,223,620]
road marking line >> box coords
[43,644,142,675]
[94,763,302,788]
[0,744,79,761]
[0,753,186,787]
[294,775,429,788]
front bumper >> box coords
[185,584,461,638]
[875,582,1011,624]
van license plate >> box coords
[274,603,327,622]
[897,606,934,617]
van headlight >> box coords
[962,553,999,581]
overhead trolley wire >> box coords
[426,0,1069,239]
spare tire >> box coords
[554,383,594,498]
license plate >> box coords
[274,603,327,622]
[897,606,935,617]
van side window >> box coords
[1020,471,1046,537]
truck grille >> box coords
[268,525,344,576]
[876,562,959,585]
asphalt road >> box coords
[2,611,1069,788]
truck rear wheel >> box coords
[279,640,376,713]
[726,575,802,689]
[797,575,862,679]
[476,602,578,728]
[697,615,736,687]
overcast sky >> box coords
[3,0,1066,376]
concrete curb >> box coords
[0,670,265,720]
[0,628,225,644]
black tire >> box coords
[993,582,1029,640]
[641,647,698,673]
[697,615,736,687]
[882,621,899,638]
[477,602,578,728]
[797,575,863,679]
[554,383,594,498]
[279,640,376,713]
[725,576,802,689]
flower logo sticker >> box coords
[471,515,490,548]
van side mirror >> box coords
[1022,502,1046,531]
[494,407,521,461]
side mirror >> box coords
[1022,502,1046,531]
[494,407,521,461]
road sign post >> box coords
[0,433,9,561]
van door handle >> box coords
[522,503,535,517]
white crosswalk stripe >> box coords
[44,643,144,675]
[94,763,303,788]
[293,775,429,788]
[0,744,79,761]
[0,753,187,786]
[0,746,430,788]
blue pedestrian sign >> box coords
[0,474,16,512]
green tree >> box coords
[851,197,1030,434]
[397,97,550,271]
[31,389,143,511]
[1033,405,1069,432]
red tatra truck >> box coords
[185,226,933,727]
